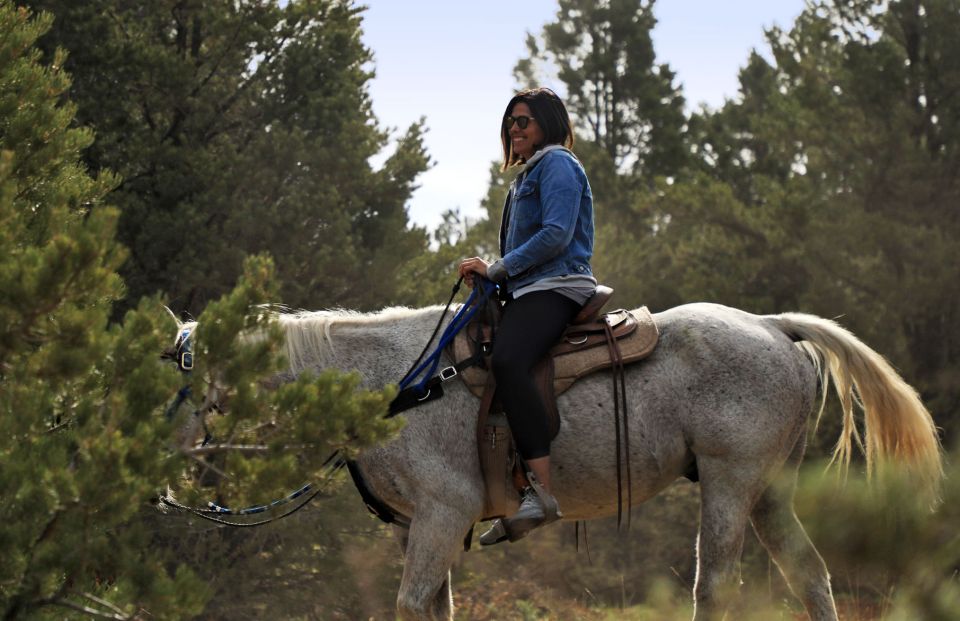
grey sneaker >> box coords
[506,487,546,532]
[478,487,561,546]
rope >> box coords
[202,483,314,515]
[158,454,344,528]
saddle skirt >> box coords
[450,307,658,399]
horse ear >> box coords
[163,305,182,330]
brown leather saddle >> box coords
[445,286,659,519]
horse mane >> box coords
[165,303,448,377]
[274,305,447,375]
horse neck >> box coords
[277,306,452,389]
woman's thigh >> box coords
[492,291,580,373]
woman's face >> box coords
[507,102,544,161]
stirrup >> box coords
[478,513,544,546]
[478,519,510,546]
[479,473,563,547]
[524,471,562,523]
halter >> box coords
[175,327,194,371]
[159,322,328,526]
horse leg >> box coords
[749,448,838,621]
[396,504,472,621]
[692,456,764,620]
[392,523,455,621]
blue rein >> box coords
[398,277,498,395]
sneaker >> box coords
[478,487,561,546]
[507,487,546,532]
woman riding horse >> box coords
[458,87,596,543]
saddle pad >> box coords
[450,306,659,399]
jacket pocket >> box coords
[514,179,538,199]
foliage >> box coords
[0,4,401,618]
[148,485,404,621]
[515,0,689,179]
[0,3,205,617]
[685,0,960,439]
[24,0,431,317]
[169,254,401,508]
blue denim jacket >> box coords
[497,147,594,295]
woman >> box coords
[458,87,596,544]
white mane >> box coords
[275,305,449,376]
[167,304,452,383]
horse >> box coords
[175,301,942,620]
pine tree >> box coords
[515,0,688,180]
[25,0,431,316]
[0,4,400,617]
[0,3,205,617]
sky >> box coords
[358,1,807,232]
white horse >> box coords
[181,301,942,620]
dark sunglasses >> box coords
[505,115,536,130]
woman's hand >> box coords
[457,257,490,289]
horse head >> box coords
[161,311,222,452]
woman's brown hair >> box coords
[500,87,574,171]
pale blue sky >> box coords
[358,1,806,231]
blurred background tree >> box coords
[24,0,431,317]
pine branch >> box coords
[185,443,314,457]
[77,592,131,617]
[42,597,131,621]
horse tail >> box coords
[769,313,943,502]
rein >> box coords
[389,277,498,415]
[157,482,326,528]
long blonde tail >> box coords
[770,313,943,502]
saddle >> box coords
[445,286,659,520]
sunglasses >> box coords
[505,115,536,130]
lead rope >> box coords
[157,486,325,528]
[157,452,343,527]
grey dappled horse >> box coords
[183,302,942,620]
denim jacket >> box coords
[496,147,594,295]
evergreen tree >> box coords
[0,5,399,617]
[689,0,960,438]
[515,0,688,180]
[25,0,431,317]
[0,3,204,617]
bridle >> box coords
[156,278,498,527]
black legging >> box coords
[490,290,581,460]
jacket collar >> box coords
[521,144,575,173]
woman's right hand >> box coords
[457,257,490,289]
